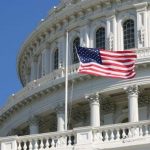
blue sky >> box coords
[0,0,60,107]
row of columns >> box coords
[28,85,139,134]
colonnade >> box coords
[28,85,139,134]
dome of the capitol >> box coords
[1,0,150,150]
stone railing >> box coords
[1,120,150,150]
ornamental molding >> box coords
[85,93,103,104]
[138,26,145,47]
[125,85,139,96]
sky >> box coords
[0,0,60,107]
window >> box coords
[123,19,135,49]
[96,27,105,49]
[73,37,80,64]
[54,49,59,70]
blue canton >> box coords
[77,47,102,64]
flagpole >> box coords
[65,30,69,131]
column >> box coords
[58,37,65,69]
[80,23,90,47]
[29,116,39,134]
[56,104,65,131]
[136,5,148,48]
[106,14,117,50]
[86,93,100,127]
[30,56,38,81]
[126,85,139,122]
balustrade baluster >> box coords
[29,140,33,150]
[17,141,22,150]
[139,126,143,137]
[56,137,60,148]
[104,130,109,142]
[128,127,132,138]
[144,125,149,136]
[116,129,120,140]
[134,126,139,137]
[99,131,103,142]
[122,128,126,139]
[34,139,38,150]
[51,138,55,148]
[45,138,49,149]
[68,135,72,146]
[40,139,44,149]
[93,130,98,142]
[23,140,27,150]
[110,129,114,141]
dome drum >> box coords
[1,0,150,150]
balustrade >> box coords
[16,131,74,150]
[1,120,150,150]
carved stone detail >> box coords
[138,26,145,47]
[85,93,100,104]
[107,32,114,50]
[126,85,139,96]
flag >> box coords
[76,47,137,79]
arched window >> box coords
[73,37,80,64]
[123,19,135,49]
[96,27,105,49]
[54,49,59,70]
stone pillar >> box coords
[106,14,117,51]
[86,93,100,127]
[29,116,39,134]
[80,24,90,47]
[44,49,50,75]
[56,104,65,131]
[126,85,139,122]
[30,56,38,81]
[137,5,148,48]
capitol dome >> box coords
[1,0,150,150]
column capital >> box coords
[125,85,139,96]
[85,93,99,103]
[85,93,103,104]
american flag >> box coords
[76,47,137,79]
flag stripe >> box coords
[76,47,137,79]
[79,70,136,79]
[79,65,133,76]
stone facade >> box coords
[1,0,150,150]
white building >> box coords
[0,0,150,149]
